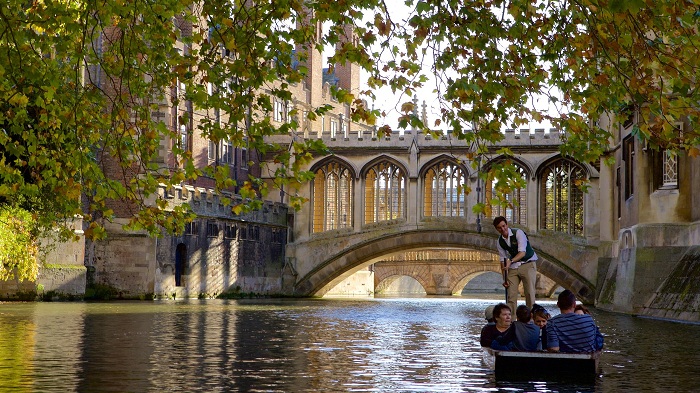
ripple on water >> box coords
[1,299,700,392]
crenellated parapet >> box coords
[269,126,565,151]
[497,128,564,146]
[157,184,288,226]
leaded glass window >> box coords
[485,164,527,225]
[313,161,353,232]
[423,160,467,217]
[540,159,585,236]
[365,161,406,224]
[662,150,678,188]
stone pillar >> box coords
[354,173,363,232]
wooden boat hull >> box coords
[483,348,600,381]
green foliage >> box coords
[392,0,700,155]
[2,0,699,238]
[0,206,38,282]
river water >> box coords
[0,297,698,392]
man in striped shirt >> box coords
[546,290,604,353]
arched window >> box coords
[423,160,467,217]
[485,162,527,225]
[540,159,585,235]
[312,161,353,232]
[364,161,406,224]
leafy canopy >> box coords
[1,0,699,245]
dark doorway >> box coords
[175,243,187,287]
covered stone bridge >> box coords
[284,225,599,303]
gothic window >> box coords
[364,161,406,224]
[312,161,353,232]
[224,223,237,239]
[616,166,621,219]
[179,124,189,152]
[184,221,199,236]
[540,159,585,236]
[485,163,527,225]
[241,147,248,168]
[654,123,682,190]
[330,120,338,138]
[208,140,215,160]
[206,221,219,238]
[208,139,235,165]
[273,100,286,122]
[662,150,678,188]
[423,160,467,217]
[651,148,679,190]
[624,136,635,199]
[221,140,233,164]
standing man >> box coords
[493,216,538,313]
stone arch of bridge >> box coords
[450,269,505,295]
[542,280,563,298]
[374,264,503,296]
[374,273,430,294]
[293,229,595,302]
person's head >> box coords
[574,304,590,315]
[533,309,550,328]
[515,305,531,323]
[484,305,496,323]
[557,289,577,312]
[492,216,509,237]
[531,303,546,314]
[492,303,512,327]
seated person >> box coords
[491,305,541,351]
[575,304,590,315]
[531,304,551,349]
[480,303,511,347]
[484,305,496,324]
[531,303,549,319]
[546,290,604,353]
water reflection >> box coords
[1,298,700,392]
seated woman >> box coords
[491,305,541,351]
[574,304,590,315]
[480,303,511,347]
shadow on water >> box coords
[1,298,699,392]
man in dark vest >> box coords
[493,216,538,314]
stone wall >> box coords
[0,277,35,299]
[643,245,700,321]
[597,222,700,322]
[0,218,85,300]
[86,223,157,298]
[86,185,289,299]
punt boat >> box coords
[483,348,601,381]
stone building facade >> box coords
[595,113,700,320]
[82,15,369,299]
[85,186,288,299]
